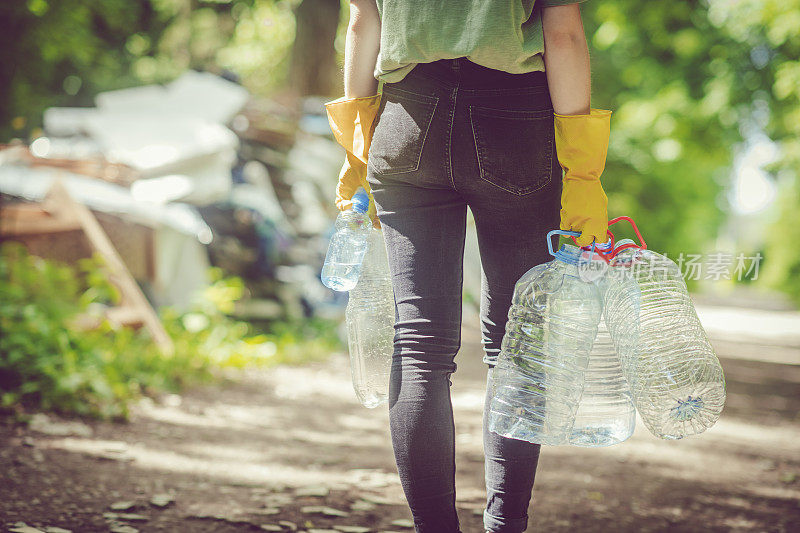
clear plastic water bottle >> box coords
[346,228,395,408]
[569,238,637,447]
[604,245,726,439]
[488,231,603,445]
[321,189,372,291]
[569,310,636,447]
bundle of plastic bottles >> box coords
[488,217,726,446]
[321,189,395,408]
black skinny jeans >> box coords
[366,57,561,533]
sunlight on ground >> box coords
[451,390,485,412]
[135,402,281,430]
[697,305,800,347]
[39,376,799,504]
[15,337,798,532]
[40,436,401,492]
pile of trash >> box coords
[0,70,347,321]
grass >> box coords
[0,242,341,420]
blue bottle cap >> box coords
[351,189,370,214]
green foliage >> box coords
[215,0,299,95]
[707,0,800,304]
[763,177,800,305]
[581,1,739,256]
[1,0,169,139]
[0,243,340,420]
[1,0,299,141]
[580,0,799,303]
[4,0,800,301]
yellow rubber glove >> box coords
[554,108,612,247]
[324,94,382,228]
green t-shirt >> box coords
[374,0,588,83]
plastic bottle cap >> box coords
[351,190,370,214]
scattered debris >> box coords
[0,164,212,311]
[184,511,257,527]
[149,493,174,507]
[253,507,281,515]
[9,523,45,533]
[357,495,396,506]
[262,493,294,508]
[295,485,331,497]
[108,501,137,511]
[116,514,149,522]
[757,459,777,471]
[350,500,377,512]
[108,525,138,533]
[28,413,92,438]
[300,505,350,517]
[1,70,352,322]
[1,64,362,327]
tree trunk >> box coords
[289,0,342,97]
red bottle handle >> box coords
[576,216,647,261]
[607,216,646,258]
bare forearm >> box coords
[542,4,591,115]
[344,0,381,98]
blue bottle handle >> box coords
[547,229,581,257]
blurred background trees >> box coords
[582,0,800,302]
[2,0,798,304]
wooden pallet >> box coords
[1,179,174,354]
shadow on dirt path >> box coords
[1,310,799,532]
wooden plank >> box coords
[46,179,175,355]
[72,306,143,330]
[105,306,145,327]
[0,204,81,235]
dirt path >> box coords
[2,315,800,533]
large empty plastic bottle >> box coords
[321,189,372,292]
[488,231,603,445]
[570,309,636,447]
[603,246,726,439]
[570,238,637,447]
[346,228,395,408]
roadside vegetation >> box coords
[0,242,340,420]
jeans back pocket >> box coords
[368,86,438,175]
[469,106,555,196]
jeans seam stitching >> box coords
[470,105,554,119]
[461,86,548,96]
[447,87,458,190]
[382,84,439,105]
[414,96,438,173]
